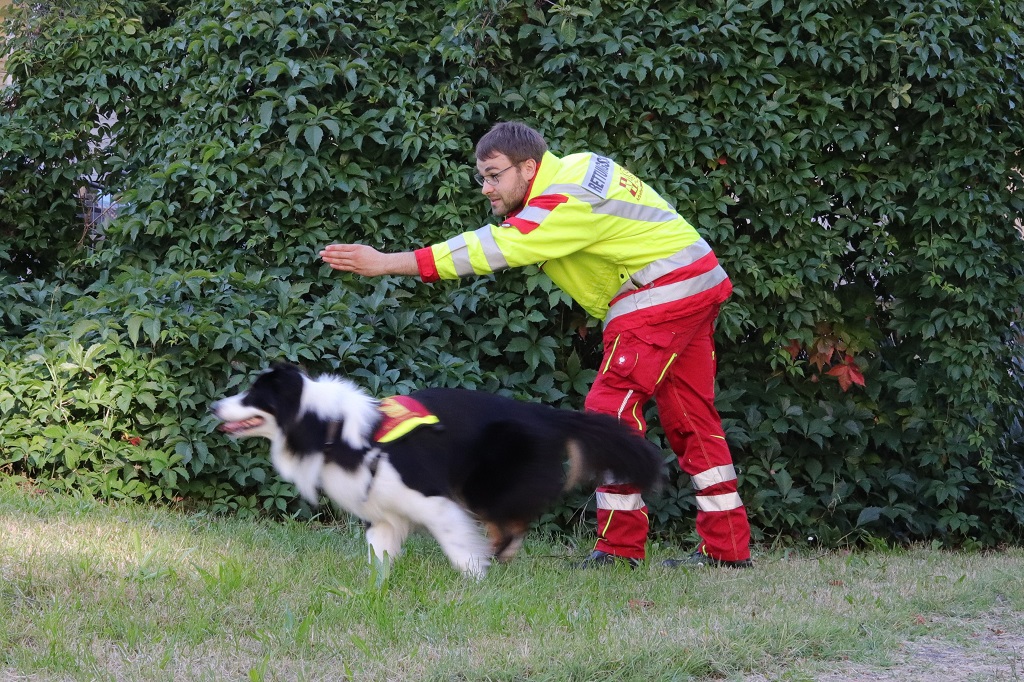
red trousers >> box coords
[584,303,751,562]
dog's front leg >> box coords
[424,500,491,579]
[365,519,409,568]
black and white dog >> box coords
[211,363,662,578]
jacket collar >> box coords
[512,151,562,217]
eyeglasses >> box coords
[473,164,516,186]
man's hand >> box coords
[319,244,419,277]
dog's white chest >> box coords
[319,462,376,517]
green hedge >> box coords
[1,0,1022,546]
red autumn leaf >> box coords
[826,354,866,391]
[844,355,866,385]
[785,339,802,360]
[809,334,843,370]
[809,345,835,371]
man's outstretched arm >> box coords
[319,243,420,277]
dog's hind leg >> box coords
[486,520,529,563]
[424,500,491,579]
[365,519,409,568]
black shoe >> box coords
[576,550,640,569]
[662,550,753,569]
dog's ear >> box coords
[267,361,313,384]
[266,362,306,385]
[252,363,300,392]
[249,363,305,426]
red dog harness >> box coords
[373,396,439,443]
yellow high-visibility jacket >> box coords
[415,151,730,328]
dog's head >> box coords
[211,362,378,451]
[211,362,306,440]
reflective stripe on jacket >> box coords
[415,151,730,322]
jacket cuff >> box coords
[414,247,439,283]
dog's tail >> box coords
[555,410,665,493]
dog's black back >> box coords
[365,387,663,526]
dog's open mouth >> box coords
[218,417,265,434]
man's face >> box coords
[477,153,532,217]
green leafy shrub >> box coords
[1,0,1022,546]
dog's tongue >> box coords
[218,417,264,433]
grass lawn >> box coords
[1,479,1021,681]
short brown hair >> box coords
[475,121,548,164]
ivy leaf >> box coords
[127,316,144,346]
[304,126,324,153]
[559,20,577,43]
[826,355,866,392]
[505,338,533,353]
[259,101,275,128]
[856,507,883,526]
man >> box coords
[320,121,752,569]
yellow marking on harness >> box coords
[374,396,440,443]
